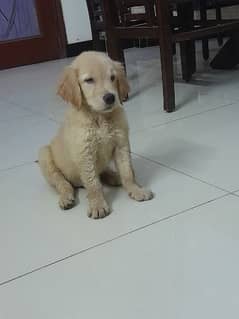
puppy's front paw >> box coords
[129,187,154,202]
[88,199,111,219]
[59,193,75,210]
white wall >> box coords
[61,0,92,44]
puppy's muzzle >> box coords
[103,93,115,107]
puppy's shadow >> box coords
[132,155,158,186]
[103,156,158,208]
[132,139,214,176]
[104,186,122,210]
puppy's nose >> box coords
[103,93,115,105]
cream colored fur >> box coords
[38,51,153,219]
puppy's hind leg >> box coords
[38,146,75,210]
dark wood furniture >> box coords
[102,0,239,112]
[88,0,195,81]
[199,0,239,61]
[86,0,161,50]
[86,0,106,51]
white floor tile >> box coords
[1,48,239,129]
[124,47,239,131]
[1,44,239,319]
[0,156,224,283]
[0,195,238,319]
[125,83,235,132]
[0,115,58,170]
[0,58,72,122]
[131,103,239,191]
[0,100,33,123]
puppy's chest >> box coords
[95,121,122,147]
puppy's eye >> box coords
[111,75,115,82]
[84,78,94,84]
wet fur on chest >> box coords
[91,116,123,167]
[53,106,129,182]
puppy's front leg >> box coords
[114,143,153,201]
[80,160,110,219]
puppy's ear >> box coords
[114,61,130,103]
[57,67,82,109]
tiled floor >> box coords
[0,46,239,318]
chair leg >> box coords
[92,32,105,52]
[105,32,125,65]
[156,1,175,112]
[102,0,125,64]
[105,31,128,100]
[216,4,223,46]
[177,2,196,82]
[171,10,176,56]
[159,44,175,112]
[191,41,196,74]
[180,41,196,82]
[202,40,209,61]
[200,2,209,60]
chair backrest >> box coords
[113,0,156,27]
[86,0,105,32]
[211,0,239,8]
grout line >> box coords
[0,193,230,288]
[151,102,236,129]
[2,89,237,136]
[231,192,239,197]
[231,187,239,194]
[1,98,61,124]
[132,152,231,194]
[0,109,35,125]
[130,101,237,136]
[1,97,42,117]
[0,161,35,174]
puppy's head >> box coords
[57,51,130,113]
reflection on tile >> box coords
[124,47,239,132]
[131,103,239,191]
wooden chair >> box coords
[102,0,239,112]
[86,0,106,51]
[199,0,239,61]
[86,0,161,51]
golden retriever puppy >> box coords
[38,51,153,219]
